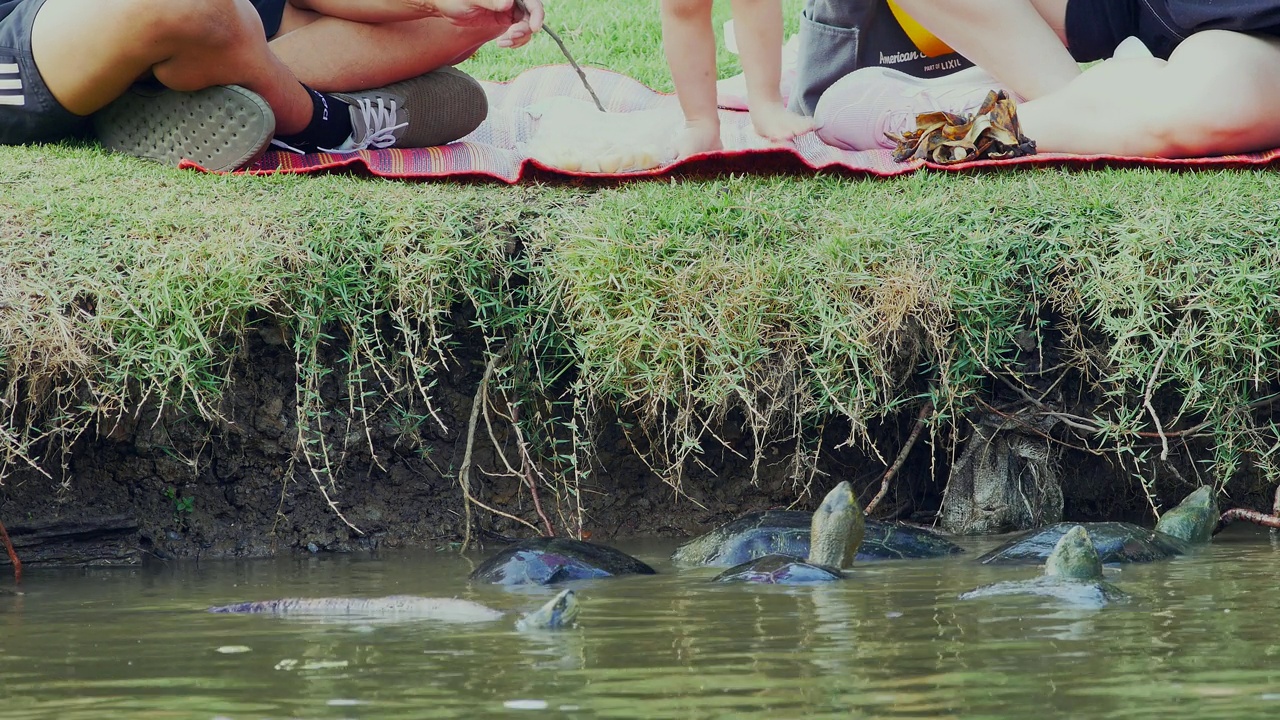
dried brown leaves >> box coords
[890,90,1036,165]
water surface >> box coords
[3,528,1280,718]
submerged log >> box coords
[0,514,140,567]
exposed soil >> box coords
[0,315,1273,570]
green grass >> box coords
[3,0,1280,524]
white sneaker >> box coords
[815,65,1011,151]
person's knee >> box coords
[662,0,709,21]
[1167,29,1251,61]
[133,0,264,51]
[892,0,1002,22]
[1150,32,1280,154]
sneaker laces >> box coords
[270,138,307,154]
[327,97,408,153]
[265,97,410,155]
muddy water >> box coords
[2,528,1280,719]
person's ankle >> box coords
[272,85,354,153]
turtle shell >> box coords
[712,553,844,584]
[672,510,963,566]
[978,522,1192,565]
[959,576,1130,608]
[470,537,656,586]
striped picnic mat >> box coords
[209,64,1280,181]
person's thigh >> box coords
[1022,28,1280,156]
[1030,0,1069,43]
[272,0,321,39]
[0,0,86,142]
[31,0,232,115]
[268,14,498,91]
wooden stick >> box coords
[514,0,606,112]
[0,517,21,584]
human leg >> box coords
[731,0,814,141]
[0,0,89,144]
[1018,30,1280,157]
[662,0,723,156]
[886,0,1080,99]
[259,3,495,151]
[267,5,503,92]
[30,0,312,132]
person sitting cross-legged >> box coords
[0,0,543,171]
[813,0,1280,159]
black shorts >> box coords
[0,0,289,145]
[252,0,288,39]
[1064,0,1189,61]
[0,0,87,144]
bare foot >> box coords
[749,102,816,142]
[674,119,723,159]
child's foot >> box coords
[748,102,816,142]
[674,120,723,158]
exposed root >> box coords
[865,401,933,516]
[309,469,364,536]
[457,353,491,552]
[1143,344,1172,461]
[1216,508,1280,534]
[458,349,541,552]
[509,403,556,537]
[293,344,363,536]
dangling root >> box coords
[865,401,933,516]
[1215,483,1280,535]
[0,517,21,584]
[1215,508,1280,534]
[457,349,542,553]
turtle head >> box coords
[807,481,865,569]
[515,589,580,631]
[1044,525,1103,581]
[1153,486,1218,544]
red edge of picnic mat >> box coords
[181,65,1280,181]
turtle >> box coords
[978,485,1219,565]
[469,537,656,586]
[673,510,962,567]
[960,525,1129,608]
[209,588,581,631]
[712,481,864,584]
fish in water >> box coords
[208,589,580,631]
